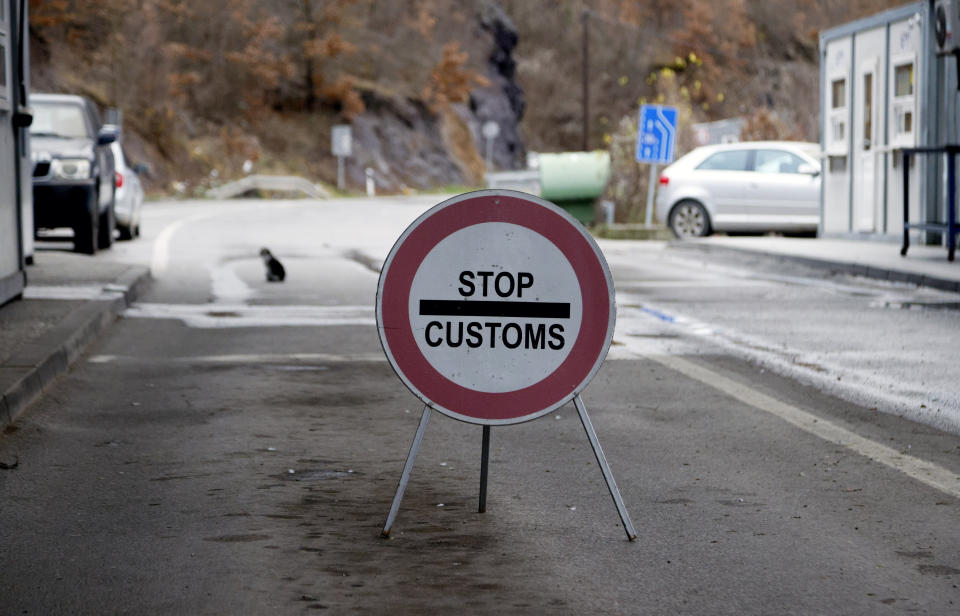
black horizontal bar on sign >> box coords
[419,299,570,319]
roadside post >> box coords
[481,120,500,170]
[636,104,678,226]
[331,124,351,191]
[377,189,636,541]
[365,167,375,197]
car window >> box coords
[30,102,90,139]
[754,150,807,174]
[695,150,750,171]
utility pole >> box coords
[581,9,590,152]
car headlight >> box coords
[51,158,91,180]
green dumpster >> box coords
[538,151,610,224]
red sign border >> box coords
[376,190,615,425]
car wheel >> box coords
[98,194,115,249]
[118,224,133,241]
[74,190,98,255]
[669,200,710,239]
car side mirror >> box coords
[97,125,119,146]
[797,163,820,177]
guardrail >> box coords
[484,170,541,195]
[207,175,332,200]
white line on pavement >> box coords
[209,262,255,304]
[23,285,127,300]
[88,352,386,364]
[649,354,960,500]
[123,303,375,328]
[150,211,226,277]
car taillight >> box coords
[115,171,123,188]
[658,174,669,186]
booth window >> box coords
[831,79,846,109]
[863,73,872,150]
[0,30,10,111]
[892,61,915,145]
[829,77,847,151]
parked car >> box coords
[30,93,118,254]
[110,141,144,240]
[655,141,821,239]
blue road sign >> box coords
[636,105,679,164]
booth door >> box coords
[854,60,879,232]
[0,0,24,305]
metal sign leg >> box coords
[574,395,638,541]
[381,405,432,538]
[479,426,491,513]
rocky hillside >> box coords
[28,0,908,200]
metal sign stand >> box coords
[380,396,637,541]
[478,425,491,513]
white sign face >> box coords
[408,222,582,393]
[332,125,352,157]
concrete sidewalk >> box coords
[666,236,960,293]
[0,250,150,429]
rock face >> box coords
[349,96,465,192]
[347,1,525,192]
[471,2,526,172]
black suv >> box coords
[30,94,118,254]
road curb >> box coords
[668,242,960,294]
[1,266,152,428]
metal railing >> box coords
[901,145,960,262]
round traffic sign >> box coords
[376,190,615,425]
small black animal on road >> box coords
[260,248,286,282]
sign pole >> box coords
[478,426,491,513]
[331,124,352,192]
[574,395,637,541]
[644,164,657,226]
[381,405,432,538]
[636,104,678,228]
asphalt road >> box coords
[1,196,958,614]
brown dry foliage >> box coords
[740,109,805,142]
[422,42,491,113]
[28,0,908,194]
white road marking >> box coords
[123,302,374,328]
[23,285,127,300]
[612,279,768,288]
[209,262,255,304]
[150,211,225,276]
[610,296,959,433]
[649,354,960,500]
[88,352,386,364]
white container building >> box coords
[819,0,959,248]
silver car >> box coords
[109,140,144,240]
[655,141,821,238]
